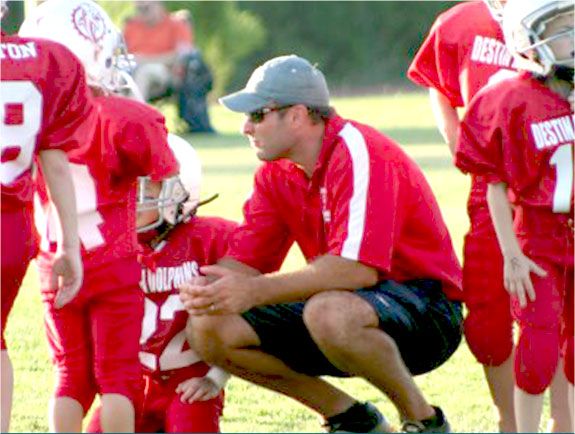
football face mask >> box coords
[137,134,202,233]
[503,0,574,74]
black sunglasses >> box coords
[248,105,293,124]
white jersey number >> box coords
[139,294,199,372]
[1,81,42,185]
[550,144,573,213]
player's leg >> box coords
[482,360,515,432]
[1,350,14,433]
[163,364,223,432]
[303,280,460,431]
[41,291,97,432]
[166,388,224,432]
[48,397,84,433]
[91,258,144,433]
[512,261,564,432]
[188,312,390,432]
[462,229,516,432]
[1,210,37,432]
[558,268,574,432]
[548,360,571,432]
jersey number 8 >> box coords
[1,81,42,185]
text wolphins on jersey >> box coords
[140,260,200,293]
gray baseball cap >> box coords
[219,55,330,113]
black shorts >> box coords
[241,279,462,377]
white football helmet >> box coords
[484,0,506,22]
[502,0,574,75]
[19,0,128,92]
[137,134,202,233]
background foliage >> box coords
[233,1,454,92]
[97,1,455,96]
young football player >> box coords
[86,134,233,433]
[19,0,178,431]
[455,0,574,431]
[1,1,95,430]
[408,1,570,430]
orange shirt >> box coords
[124,13,193,56]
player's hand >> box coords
[50,248,83,308]
[503,253,547,308]
[179,265,257,315]
[176,376,221,403]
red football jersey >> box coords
[138,217,237,375]
[228,115,463,300]
[456,72,574,264]
[35,95,178,270]
[1,35,96,211]
[408,0,519,220]
[407,0,516,108]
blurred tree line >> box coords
[101,1,455,96]
[5,1,456,96]
[233,1,455,93]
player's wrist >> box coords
[205,367,230,389]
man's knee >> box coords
[187,315,229,364]
[303,291,379,347]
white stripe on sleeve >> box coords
[338,123,369,260]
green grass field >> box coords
[7,93,554,432]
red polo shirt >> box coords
[227,115,463,300]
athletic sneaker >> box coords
[401,406,450,433]
[323,401,394,433]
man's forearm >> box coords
[249,255,378,306]
[218,257,262,276]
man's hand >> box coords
[175,376,221,403]
[179,265,258,315]
[503,253,547,308]
[50,249,83,308]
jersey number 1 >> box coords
[550,144,573,213]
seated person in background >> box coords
[124,0,194,101]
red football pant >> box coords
[86,364,224,433]
[463,207,513,366]
[38,256,144,413]
[512,260,574,394]
[1,209,38,350]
